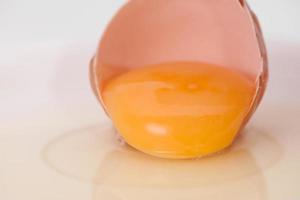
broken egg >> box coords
[90,0,268,159]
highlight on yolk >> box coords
[101,62,256,159]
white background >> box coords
[0,1,300,200]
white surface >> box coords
[1,1,300,200]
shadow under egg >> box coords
[41,121,283,200]
[91,133,270,199]
[93,158,267,199]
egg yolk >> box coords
[101,62,255,159]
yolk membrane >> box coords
[102,62,255,159]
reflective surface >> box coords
[42,124,281,200]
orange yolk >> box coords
[102,62,255,159]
